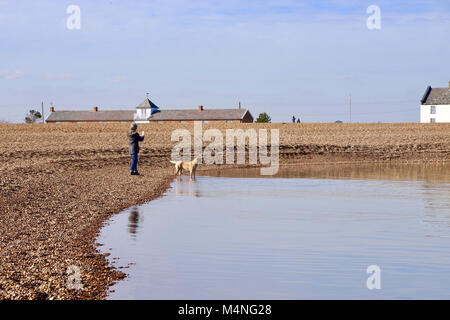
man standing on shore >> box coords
[128,123,144,175]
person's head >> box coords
[130,123,137,131]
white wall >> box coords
[134,108,150,120]
[420,104,450,123]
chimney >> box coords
[93,106,98,112]
[198,105,203,111]
[50,107,54,112]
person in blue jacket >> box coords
[128,123,144,175]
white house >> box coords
[134,98,160,123]
[420,82,450,123]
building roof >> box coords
[149,108,250,121]
[45,106,252,122]
[421,86,450,105]
[46,110,135,122]
[136,98,159,109]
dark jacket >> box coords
[128,130,144,155]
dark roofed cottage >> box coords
[420,82,450,123]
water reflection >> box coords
[127,206,141,238]
[173,178,201,198]
[200,163,450,183]
[421,182,450,238]
[99,163,450,299]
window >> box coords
[226,120,233,123]
[180,120,186,124]
[203,120,209,124]
[430,106,436,114]
[158,121,164,124]
[430,118,436,123]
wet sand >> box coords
[0,122,449,299]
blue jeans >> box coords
[130,154,138,172]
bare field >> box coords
[0,122,449,299]
[1,122,449,171]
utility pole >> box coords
[239,101,241,109]
[349,94,352,123]
[41,101,44,123]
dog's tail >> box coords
[169,160,178,164]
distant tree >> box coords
[335,120,343,123]
[25,110,42,123]
[256,112,271,123]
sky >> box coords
[0,0,449,123]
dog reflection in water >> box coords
[174,178,200,197]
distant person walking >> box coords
[128,123,144,175]
[297,118,301,123]
[292,115,296,123]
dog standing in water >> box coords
[170,157,199,181]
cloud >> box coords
[0,70,24,80]
[105,76,130,83]
[45,73,76,80]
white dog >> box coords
[170,157,199,181]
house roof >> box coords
[136,98,159,109]
[46,110,135,122]
[421,86,450,105]
[149,108,250,121]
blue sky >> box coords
[0,0,449,123]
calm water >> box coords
[98,164,450,299]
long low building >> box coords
[45,107,134,123]
[45,98,254,123]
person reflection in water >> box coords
[128,207,140,237]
